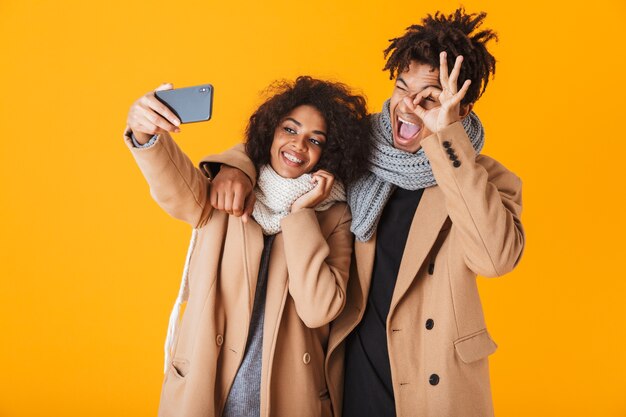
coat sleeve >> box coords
[124,128,213,228]
[420,121,525,277]
[280,205,353,328]
[198,143,258,187]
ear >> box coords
[459,103,473,119]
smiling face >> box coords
[389,60,442,153]
[269,104,327,178]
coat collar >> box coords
[353,185,449,314]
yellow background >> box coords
[1,0,625,415]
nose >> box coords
[290,135,307,152]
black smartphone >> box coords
[155,84,213,124]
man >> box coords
[204,8,524,417]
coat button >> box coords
[216,334,223,346]
[443,141,451,148]
[303,352,311,364]
[448,153,458,161]
[429,374,440,385]
[453,160,461,168]
[446,147,455,155]
[425,319,434,330]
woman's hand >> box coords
[403,51,472,134]
[127,83,182,144]
[291,170,335,213]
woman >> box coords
[124,76,370,417]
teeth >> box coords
[398,117,417,126]
[283,152,303,164]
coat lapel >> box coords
[241,217,264,312]
[354,233,377,310]
[389,186,448,314]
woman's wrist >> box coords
[131,130,154,145]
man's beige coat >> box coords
[125,130,353,417]
[322,122,525,417]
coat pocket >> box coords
[453,329,498,364]
[170,358,190,378]
[319,388,332,417]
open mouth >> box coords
[396,116,422,142]
[281,150,306,167]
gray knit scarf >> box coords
[347,100,485,242]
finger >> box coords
[404,97,427,119]
[448,55,464,93]
[313,174,327,189]
[231,189,244,217]
[141,96,181,130]
[323,175,334,197]
[413,103,428,120]
[135,121,166,136]
[242,193,256,223]
[446,79,472,109]
[209,186,219,209]
[312,169,332,177]
[416,87,441,105]
[146,95,181,128]
[439,51,449,87]
[456,79,472,101]
[224,187,235,214]
[216,190,225,212]
[155,83,174,92]
[312,170,333,182]
[139,106,179,133]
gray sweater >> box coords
[222,234,274,417]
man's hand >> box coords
[209,166,256,222]
[291,170,335,213]
[403,51,472,133]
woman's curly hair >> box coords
[245,76,370,186]
[383,8,498,105]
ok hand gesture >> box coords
[403,51,472,134]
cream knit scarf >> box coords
[253,165,346,235]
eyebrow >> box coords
[285,117,327,138]
[396,77,409,88]
[396,77,442,91]
[286,117,302,127]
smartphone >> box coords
[155,84,213,124]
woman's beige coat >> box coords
[206,120,525,417]
[124,130,353,417]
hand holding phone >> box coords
[127,83,213,145]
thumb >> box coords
[242,192,256,224]
[155,83,174,92]
[403,97,427,119]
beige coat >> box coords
[209,120,525,417]
[124,130,353,417]
[324,122,525,417]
